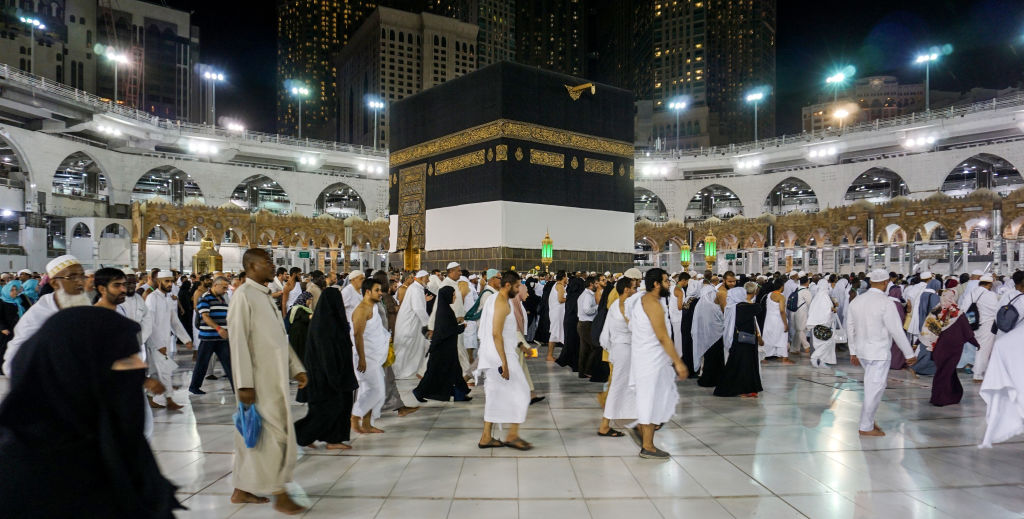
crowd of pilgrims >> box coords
[1,249,1023,516]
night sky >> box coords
[167,0,1024,137]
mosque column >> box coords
[962,240,970,273]
[866,216,876,271]
[1007,239,1016,273]
[817,247,824,274]
[342,245,352,273]
[992,206,1003,275]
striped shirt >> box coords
[196,292,228,340]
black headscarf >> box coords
[302,287,358,402]
[0,307,181,517]
[535,280,555,343]
[432,286,461,344]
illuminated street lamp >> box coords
[680,240,691,269]
[366,97,385,150]
[833,108,850,132]
[289,83,311,139]
[745,89,766,143]
[104,49,130,104]
[202,69,225,129]
[541,231,554,268]
[824,66,854,105]
[914,51,940,112]
[668,99,687,150]
[19,17,45,75]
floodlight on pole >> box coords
[202,69,225,129]
[105,49,130,104]
[914,52,941,112]
[668,99,687,151]
[19,17,45,75]
[288,83,311,139]
[366,97,385,150]
[833,108,850,132]
[745,89,766,143]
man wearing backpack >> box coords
[964,274,1000,383]
[788,275,813,356]
[995,271,1024,337]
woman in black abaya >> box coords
[556,276,585,373]
[414,286,471,402]
[0,307,182,518]
[294,287,358,449]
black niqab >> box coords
[535,280,555,343]
[0,307,181,518]
[302,287,358,400]
[432,286,461,344]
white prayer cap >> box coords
[980,274,994,283]
[446,261,460,270]
[920,271,933,280]
[798,271,807,277]
[623,268,642,280]
[349,270,364,279]
[604,271,611,277]
[971,269,984,276]
[155,269,175,280]
[868,269,889,283]
[458,276,470,283]
[696,273,704,280]
[468,274,478,280]
[415,270,429,278]
[16,269,30,276]
[121,268,135,277]
[45,255,80,277]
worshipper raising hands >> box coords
[0,307,183,517]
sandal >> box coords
[477,438,504,449]
[597,429,625,437]
[502,438,533,451]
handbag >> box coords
[831,314,847,343]
[736,330,758,345]
[813,324,833,341]
[233,402,263,448]
[382,339,396,367]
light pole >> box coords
[668,100,687,150]
[367,97,384,150]
[19,17,45,75]
[105,50,129,103]
[834,108,850,133]
[289,84,310,139]
[745,90,765,143]
[914,52,939,112]
[202,69,225,128]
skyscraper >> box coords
[515,0,585,77]
[429,0,515,67]
[590,0,652,100]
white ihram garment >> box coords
[806,283,837,366]
[352,307,390,420]
[668,290,683,356]
[548,284,565,343]
[965,286,999,381]
[629,296,678,426]
[392,281,430,379]
[477,295,530,424]
[762,295,788,357]
[979,325,1024,447]
[600,297,636,421]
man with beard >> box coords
[2,255,92,375]
[145,270,193,410]
[629,268,688,459]
[116,268,152,352]
[351,277,390,434]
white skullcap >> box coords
[623,268,642,280]
[971,270,984,276]
[604,271,611,277]
[349,270,364,279]
[458,276,469,283]
[45,255,80,278]
[446,261,460,270]
[980,274,994,283]
[696,273,704,280]
[415,270,429,278]
[121,268,135,277]
[16,269,30,276]
[868,269,889,283]
[154,269,173,280]
[798,271,807,277]
[920,271,933,280]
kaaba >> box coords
[388,62,635,273]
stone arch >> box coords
[942,153,1023,197]
[315,182,367,219]
[183,225,211,242]
[635,187,668,222]
[100,223,130,238]
[145,223,176,242]
[230,174,291,213]
[763,177,818,215]
[0,130,31,187]
[845,167,908,203]
[51,151,111,202]
[71,222,92,238]
[635,236,658,252]
[688,184,743,220]
[131,165,205,205]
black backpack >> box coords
[993,294,1023,334]
[965,293,981,331]
[786,288,805,312]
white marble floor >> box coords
[155,351,1024,519]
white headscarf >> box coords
[721,287,749,354]
[806,282,834,327]
[690,284,723,363]
[830,278,850,324]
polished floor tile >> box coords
[29,348,1020,518]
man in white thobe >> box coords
[598,277,637,438]
[116,268,157,438]
[966,274,1000,382]
[476,271,532,450]
[979,322,1024,447]
[341,270,365,322]
[392,270,431,379]
[629,268,688,459]
[145,270,193,410]
[2,255,90,376]
[848,269,917,437]
[228,248,307,514]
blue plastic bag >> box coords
[233,402,262,448]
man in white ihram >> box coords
[146,270,193,411]
[848,269,917,437]
[392,270,431,379]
